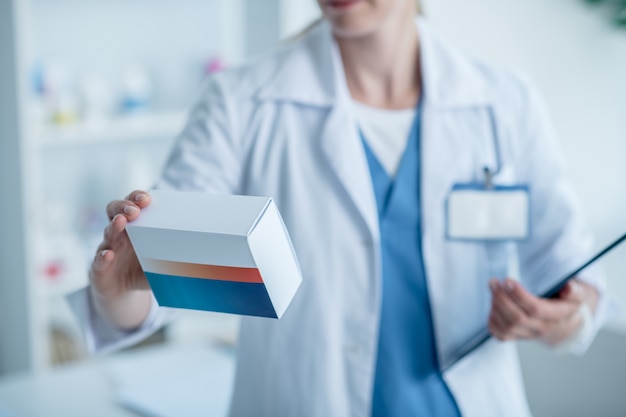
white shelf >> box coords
[35,111,187,148]
[35,233,92,300]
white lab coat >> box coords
[70,18,612,417]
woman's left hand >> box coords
[488,278,598,347]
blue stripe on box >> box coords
[145,272,278,318]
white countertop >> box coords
[0,343,236,417]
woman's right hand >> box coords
[88,190,154,330]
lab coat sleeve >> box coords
[156,76,244,193]
[514,80,619,354]
[66,287,177,354]
[67,76,244,353]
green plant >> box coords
[583,0,626,26]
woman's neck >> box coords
[336,12,421,110]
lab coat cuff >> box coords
[558,287,621,355]
[66,287,173,354]
[551,303,593,355]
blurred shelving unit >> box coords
[35,111,187,148]
[33,110,189,357]
[3,0,245,372]
[28,0,250,368]
[1,0,320,374]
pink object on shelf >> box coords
[205,56,226,75]
[43,260,65,282]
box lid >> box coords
[130,190,271,236]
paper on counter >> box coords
[107,344,235,417]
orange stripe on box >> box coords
[141,258,263,283]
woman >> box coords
[71,0,609,416]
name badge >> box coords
[446,184,530,241]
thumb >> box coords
[559,280,585,303]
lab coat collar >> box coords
[255,20,341,107]
[418,19,493,108]
[256,18,493,109]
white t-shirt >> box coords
[352,100,417,178]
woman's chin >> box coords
[328,17,380,39]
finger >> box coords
[503,278,579,321]
[105,190,151,221]
[489,304,514,334]
[558,280,585,303]
[544,308,584,346]
[488,312,516,340]
[491,284,547,336]
[489,280,511,328]
[104,214,128,242]
[107,200,140,220]
[491,283,526,327]
[488,310,537,340]
[489,284,516,341]
[489,315,537,340]
[489,326,515,341]
[501,279,543,317]
[106,200,141,221]
[91,249,114,274]
[558,280,575,299]
[125,190,152,209]
[112,212,128,232]
[563,308,584,338]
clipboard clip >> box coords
[483,166,494,189]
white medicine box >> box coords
[125,190,302,319]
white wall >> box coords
[0,0,44,375]
[518,331,626,417]
[423,0,626,324]
[279,0,321,38]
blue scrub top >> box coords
[362,105,461,417]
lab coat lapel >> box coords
[321,26,379,241]
[418,17,495,243]
[319,99,380,243]
[258,21,380,242]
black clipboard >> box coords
[441,231,626,372]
